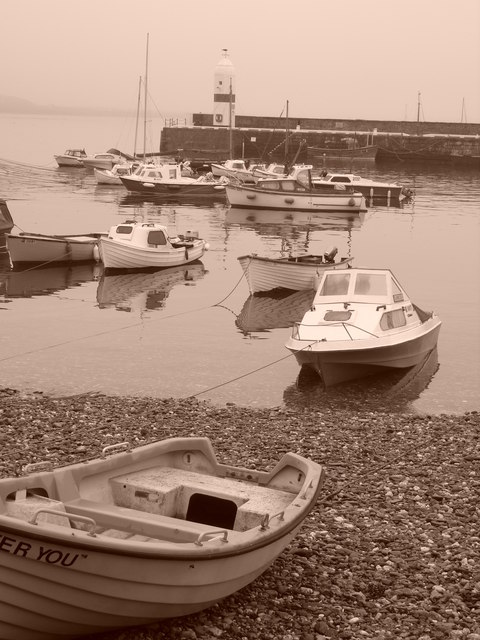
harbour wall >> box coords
[160,114,480,165]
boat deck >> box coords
[5,466,297,544]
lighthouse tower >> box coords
[213,49,235,128]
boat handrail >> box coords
[194,529,229,546]
[259,510,285,531]
[293,320,379,340]
[30,508,97,536]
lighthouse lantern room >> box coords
[213,49,235,128]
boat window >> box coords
[331,176,351,183]
[380,309,407,330]
[259,181,281,190]
[319,273,351,296]
[169,169,177,179]
[296,170,310,187]
[147,171,158,178]
[354,273,387,296]
[116,225,133,235]
[324,310,352,321]
[148,230,167,245]
[392,279,404,302]
[281,181,296,191]
[232,162,244,170]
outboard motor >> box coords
[324,247,338,263]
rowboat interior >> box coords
[0,438,321,547]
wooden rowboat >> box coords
[238,249,353,293]
[0,436,324,639]
[6,232,104,265]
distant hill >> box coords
[0,94,135,117]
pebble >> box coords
[0,388,479,639]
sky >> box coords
[2,0,479,123]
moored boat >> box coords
[6,232,104,265]
[225,166,366,213]
[312,171,412,200]
[99,220,209,270]
[119,163,228,197]
[94,162,139,185]
[285,267,441,386]
[0,436,324,639]
[82,152,124,171]
[238,249,353,293]
[53,149,87,167]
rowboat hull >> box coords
[0,436,324,638]
[120,176,227,197]
[238,254,353,293]
[6,233,102,265]
[226,184,366,212]
[99,238,206,270]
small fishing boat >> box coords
[99,220,209,270]
[6,232,104,265]
[285,267,441,386]
[0,199,14,234]
[94,162,139,185]
[0,436,324,639]
[53,149,87,167]
[82,151,124,171]
[225,166,366,212]
[312,171,412,200]
[238,248,353,293]
[119,163,228,197]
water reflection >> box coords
[283,348,440,413]
[0,262,101,299]
[96,263,206,312]
[119,193,228,208]
[226,207,364,231]
[236,289,315,334]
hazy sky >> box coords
[2,0,479,123]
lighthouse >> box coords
[213,49,235,128]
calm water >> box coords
[0,114,479,415]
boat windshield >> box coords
[319,273,351,296]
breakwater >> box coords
[160,114,480,166]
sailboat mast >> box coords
[285,100,289,163]
[229,79,233,159]
[143,33,149,161]
[133,75,142,158]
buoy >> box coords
[204,242,210,251]
[246,194,256,200]
[284,197,294,204]
[348,198,356,206]
[93,244,100,262]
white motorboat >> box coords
[53,149,87,167]
[82,152,124,171]
[238,249,353,293]
[285,267,441,386]
[99,220,209,270]
[211,159,265,183]
[0,436,324,639]
[252,162,313,179]
[94,162,139,185]
[312,171,412,200]
[226,166,366,213]
[119,163,228,197]
[6,232,104,265]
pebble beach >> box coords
[0,387,479,640]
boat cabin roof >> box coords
[322,173,360,183]
[108,221,172,246]
[132,164,182,180]
[313,268,409,306]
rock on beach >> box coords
[0,387,479,640]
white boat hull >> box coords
[286,318,442,386]
[0,436,324,638]
[99,237,206,270]
[6,234,101,265]
[94,168,122,185]
[54,156,84,167]
[238,254,353,293]
[226,184,366,212]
